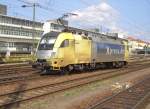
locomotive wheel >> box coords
[61,69,69,75]
[61,68,69,75]
[68,65,74,72]
[115,62,123,68]
[61,65,74,75]
[32,64,37,68]
[40,69,49,75]
[120,62,125,67]
[40,67,50,75]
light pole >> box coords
[22,3,39,55]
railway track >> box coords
[0,64,30,71]
[0,58,149,76]
[129,54,150,60]
[0,66,41,84]
[0,71,40,84]
[0,60,149,85]
[0,61,150,108]
[88,76,150,109]
[0,67,37,75]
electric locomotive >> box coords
[32,29,129,74]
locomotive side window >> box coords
[60,39,69,48]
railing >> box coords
[0,46,32,53]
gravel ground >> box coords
[144,97,150,109]
[145,104,150,109]
[7,67,150,109]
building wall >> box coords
[43,20,65,34]
[127,39,149,55]
[128,40,139,54]
[0,14,43,54]
[0,4,7,15]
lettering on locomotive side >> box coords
[96,43,125,55]
[106,47,124,55]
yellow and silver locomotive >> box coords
[33,29,129,74]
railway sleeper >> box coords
[113,97,142,102]
[115,96,143,101]
[109,99,138,106]
[100,103,132,109]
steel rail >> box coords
[0,63,150,108]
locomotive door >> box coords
[75,39,92,64]
[57,39,75,66]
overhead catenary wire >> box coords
[79,0,150,38]
[17,0,65,15]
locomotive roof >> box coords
[61,27,126,42]
[42,31,60,37]
[43,30,127,44]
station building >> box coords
[0,4,7,15]
[0,4,43,56]
[127,36,150,55]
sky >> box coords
[0,0,150,42]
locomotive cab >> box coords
[46,32,75,71]
[33,31,76,72]
[32,31,59,69]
